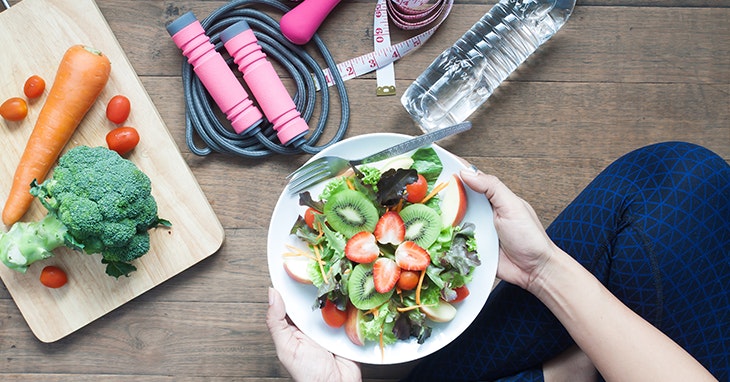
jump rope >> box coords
[168,0,452,158]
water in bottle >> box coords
[401,0,576,132]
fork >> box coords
[286,121,472,194]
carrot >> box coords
[2,45,111,226]
[419,181,449,204]
[312,244,328,284]
[415,269,426,305]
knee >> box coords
[637,141,716,159]
[625,141,728,176]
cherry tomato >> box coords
[450,285,470,303]
[23,75,46,99]
[106,95,131,124]
[40,266,68,288]
[405,174,428,203]
[0,97,28,121]
[397,270,420,291]
[321,299,347,328]
[106,126,140,155]
[304,207,320,229]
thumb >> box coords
[460,168,527,216]
[460,169,508,202]
[266,287,292,338]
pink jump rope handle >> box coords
[221,21,309,146]
[280,0,342,45]
[167,12,262,135]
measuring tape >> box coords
[319,0,453,92]
[374,0,396,96]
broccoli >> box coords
[0,146,170,278]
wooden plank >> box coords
[0,0,223,342]
[0,0,728,380]
[0,228,413,380]
[94,2,730,85]
[140,76,728,160]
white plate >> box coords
[267,133,498,365]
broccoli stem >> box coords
[0,214,67,273]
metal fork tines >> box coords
[286,156,352,194]
[285,121,472,195]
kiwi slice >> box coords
[348,263,393,310]
[400,203,441,248]
[323,189,379,238]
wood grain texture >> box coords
[1,0,728,380]
[0,0,223,343]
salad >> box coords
[283,147,481,349]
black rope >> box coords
[180,0,350,157]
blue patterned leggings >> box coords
[404,142,730,381]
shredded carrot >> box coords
[415,269,427,305]
[282,245,307,257]
[325,263,334,279]
[367,307,380,317]
[396,303,436,313]
[420,181,448,204]
[394,198,404,213]
[315,221,324,240]
[312,244,328,284]
[283,245,319,261]
[346,178,355,190]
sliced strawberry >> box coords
[374,211,405,245]
[373,257,401,293]
[345,231,379,263]
[395,241,431,271]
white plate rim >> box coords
[267,133,498,365]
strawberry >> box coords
[373,211,405,245]
[395,241,431,271]
[345,231,380,263]
[373,257,401,293]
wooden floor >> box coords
[1,0,728,380]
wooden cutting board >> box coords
[0,0,224,342]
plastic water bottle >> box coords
[401,0,576,132]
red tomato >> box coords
[106,95,131,124]
[0,97,28,121]
[23,75,46,99]
[397,270,420,291]
[40,266,68,288]
[106,126,140,155]
[451,285,470,303]
[321,299,347,328]
[405,174,428,203]
[304,207,320,229]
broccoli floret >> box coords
[0,146,170,278]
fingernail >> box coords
[268,287,275,305]
[461,164,479,178]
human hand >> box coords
[459,168,559,291]
[266,287,362,382]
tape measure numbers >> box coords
[323,0,453,94]
[374,0,396,96]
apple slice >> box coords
[377,155,414,172]
[343,155,415,178]
[344,304,365,346]
[420,299,457,323]
[440,174,468,227]
[282,256,313,284]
